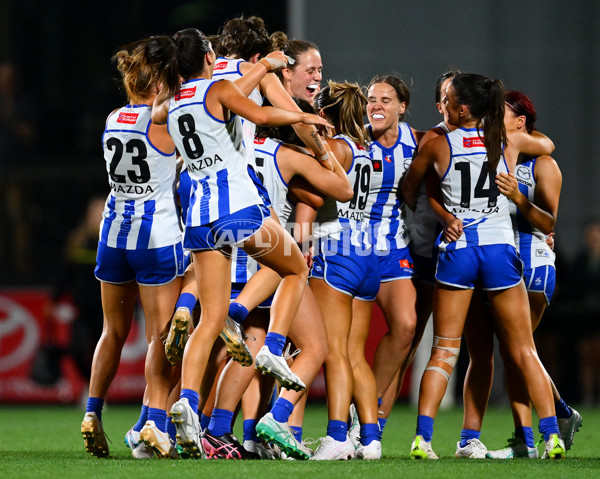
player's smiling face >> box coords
[285,48,322,103]
[367,83,406,133]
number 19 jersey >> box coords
[440,127,514,251]
[313,135,372,247]
[167,78,263,226]
[100,104,181,250]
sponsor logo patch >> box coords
[536,249,550,258]
[372,158,383,173]
[175,86,197,101]
[463,137,485,148]
[400,259,413,269]
[117,112,139,124]
[254,137,266,145]
[214,61,228,71]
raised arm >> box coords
[505,129,554,170]
[211,79,331,128]
[234,51,287,97]
[258,71,330,162]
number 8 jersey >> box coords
[100,104,181,250]
[440,127,514,251]
[167,78,263,227]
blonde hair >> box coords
[315,80,368,149]
[113,42,159,104]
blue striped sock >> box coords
[459,429,481,448]
[133,405,148,432]
[208,408,234,436]
[378,417,388,436]
[416,415,434,442]
[86,397,104,421]
[148,408,167,433]
[167,417,177,441]
[264,332,286,356]
[555,398,572,419]
[291,426,302,442]
[360,423,380,446]
[200,413,211,431]
[175,292,197,312]
[515,426,535,448]
[180,389,199,415]
[228,302,249,324]
[327,420,348,442]
[243,419,259,442]
[271,397,294,423]
[538,416,560,441]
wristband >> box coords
[316,152,329,162]
[260,57,286,71]
[259,58,272,71]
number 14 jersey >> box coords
[439,127,514,251]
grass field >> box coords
[0,403,598,478]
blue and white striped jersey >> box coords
[167,78,263,226]
[100,104,181,249]
[213,57,263,163]
[231,137,294,283]
[439,127,514,251]
[409,121,449,257]
[365,122,417,251]
[313,134,372,247]
[510,157,554,268]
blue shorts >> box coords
[412,252,437,285]
[231,282,273,309]
[435,244,523,291]
[95,242,184,286]
[184,204,269,251]
[309,238,381,301]
[376,246,415,282]
[523,265,555,304]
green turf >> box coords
[0,404,598,478]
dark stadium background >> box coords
[1,1,598,406]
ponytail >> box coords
[478,79,506,170]
[451,74,507,170]
[314,80,368,149]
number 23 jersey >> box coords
[167,78,263,226]
[440,127,514,250]
[100,104,181,250]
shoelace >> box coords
[283,342,301,360]
[535,435,544,448]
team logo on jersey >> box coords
[371,158,383,173]
[175,86,197,101]
[463,137,485,148]
[214,61,228,71]
[117,112,139,124]
[516,166,532,180]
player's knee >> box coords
[425,335,461,382]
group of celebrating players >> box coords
[79,15,582,461]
